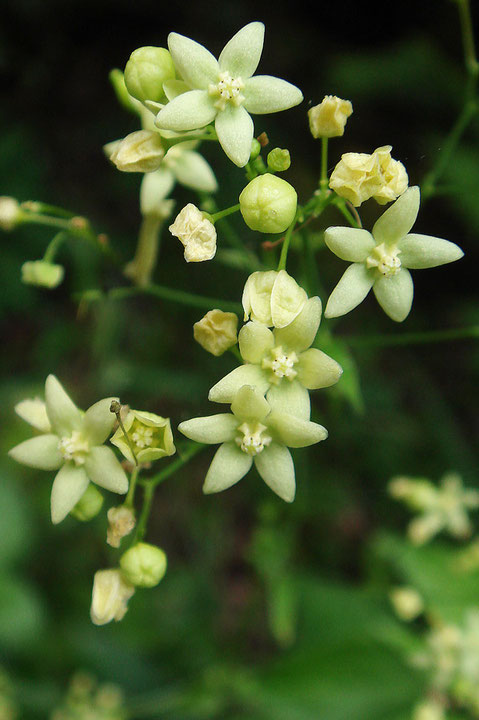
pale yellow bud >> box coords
[389,586,424,621]
[109,130,165,173]
[193,309,238,356]
[329,145,408,207]
[308,95,353,138]
[90,569,135,625]
[106,506,136,548]
[21,260,64,289]
[0,197,21,231]
[169,203,216,262]
[242,269,307,328]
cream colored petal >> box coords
[51,464,90,524]
[84,446,129,494]
[215,105,254,168]
[268,411,328,448]
[243,76,303,114]
[82,397,118,446]
[373,268,414,322]
[155,90,217,132]
[218,21,264,79]
[231,384,270,421]
[324,227,375,262]
[208,364,269,404]
[203,442,253,494]
[397,233,464,269]
[45,375,83,437]
[254,443,295,502]
[238,321,274,363]
[9,434,63,470]
[173,151,218,193]
[266,381,310,420]
[270,270,308,328]
[297,349,343,389]
[372,186,420,246]
[273,296,322,353]
[15,398,51,432]
[324,263,375,318]
[178,413,238,444]
[167,32,219,89]
[242,270,277,324]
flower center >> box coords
[261,346,298,385]
[366,243,401,278]
[235,421,272,457]
[58,431,90,466]
[208,71,245,111]
[131,426,154,450]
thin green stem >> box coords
[124,215,163,287]
[42,231,68,263]
[333,197,362,228]
[134,481,155,543]
[320,137,329,190]
[20,201,76,219]
[125,466,140,508]
[148,442,205,488]
[456,0,479,78]
[277,215,298,272]
[210,203,240,223]
[107,284,243,314]
[343,324,479,349]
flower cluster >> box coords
[389,472,479,545]
[50,672,127,720]
[180,270,342,502]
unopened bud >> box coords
[109,130,165,173]
[71,484,104,522]
[0,196,22,231]
[120,542,167,588]
[267,148,291,172]
[249,138,262,161]
[239,173,297,234]
[193,309,238,356]
[308,95,353,138]
[107,505,136,548]
[21,260,64,289]
[90,569,135,625]
[389,586,424,622]
[124,46,176,104]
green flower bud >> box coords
[124,46,176,104]
[249,138,262,161]
[267,148,291,172]
[21,260,64,289]
[239,173,297,234]
[109,130,165,173]
[120,542,167,588]
[70,484,104,522]
[0,196,21,231]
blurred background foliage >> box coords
[1,0,478,717]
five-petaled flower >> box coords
[209,297,342,419]
[324,186,464,322]
[178,384,327,503]
[9,375,128,524]
[155,22,303,167]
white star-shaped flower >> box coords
[155,22,303,167]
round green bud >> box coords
[267,148,291,172]
[120,542,167,588]
[71,484,104,521]
[249,138,262,162]
[124,47,175,104]
[239,173,297,234]
[21,260,64,289]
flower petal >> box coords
[9,434,63,470]
[173,150,218,193]
[271,270,308,328]
[15,398,51,432]
[82,398,117,446]
[297,348,343,389]
[373,268,414,322]
[45,375,83,437]
[372,186,420,246]
[203,442,252,494]
[254,443,295,502]
[243,76,303,114]
[140,168,176,214]
[273,296,322,353]
[215,105,254,167]
[268,411,328,448]
[324,263,375,318]
[156,90,217,132]
[218,22,265,79]
[167,32,219,89]
[208,364,269,404]
[51,464,90,524]
[231,384,270,421]
[324,227,375,262]
[266,380,310,420]
[238,321,274,363]
[84,446,129,494]
[397,233,464,269]
[178,413,238,444]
